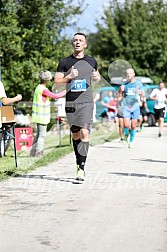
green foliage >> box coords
[0,0,84,99]
[89,0,167,83]
[1,0,166,98]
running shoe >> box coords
[128,142,135,149]
[158,132,162,137]
[140,126,143,131]
[123,135,128,145]
[136,127,140,132]
[76,166,85,181]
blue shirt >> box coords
[122,80,144,107]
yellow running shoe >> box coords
[76,166,85,181]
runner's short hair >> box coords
[73,32,87,39]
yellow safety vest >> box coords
[32,84,50,124]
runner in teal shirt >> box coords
[119,68,144,148]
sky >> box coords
[63,0,110,36]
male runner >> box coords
[119,68,144,148]
[54,32,100,180]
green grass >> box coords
[0,122,119,180]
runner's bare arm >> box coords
[2,94,22,105]
[118,86,124,96]
[92,69,100,82]
[54,66,78,85]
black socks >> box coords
[72,139,89,170]
[72,139,81,166]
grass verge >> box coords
[0,123,119,180]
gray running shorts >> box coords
[65,102,94,132]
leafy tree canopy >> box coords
[0,0,84,99]
[89,0,167,83]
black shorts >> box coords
[65,102,94,133]
[140,107,147,117]
[154,107,165,120]
[117,113,123,119]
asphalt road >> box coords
[0,126,167,252]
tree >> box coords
[0,0,23,96]
[0,0,84,99]
[89,0,167,83]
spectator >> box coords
[30,70,66,157]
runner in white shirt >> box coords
[150,82,167,137]
[0,81,22,105]
[0,81,7,101]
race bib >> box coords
[127,88,135,95]
[71,79,86,92]
[156,100,164,105]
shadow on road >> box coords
[110,172,167,180]
[12,174,83,184]
[132,158,167,164]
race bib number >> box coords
[127,88,135,95]
[156,100,164,105]
[71,79,86,92]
